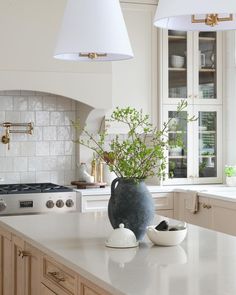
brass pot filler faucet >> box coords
[1,122,33,150]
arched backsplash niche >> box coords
[0,90,93,185]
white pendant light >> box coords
[154,0,236,31]
[54,0,133,62]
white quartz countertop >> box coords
[74,184,236,202]
[1,212,236,295]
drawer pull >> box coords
[18,250,31,258]
[206,204,212,209]
[202,203,207,209]
[48,271,66,282]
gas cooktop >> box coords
[0,183,77,216]
[0,183,73,195]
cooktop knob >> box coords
[0,200,7,212]
[46,200,54,209]
[66,199,74,208]
[56,199,64,208]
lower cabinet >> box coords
[41,284,57,295]
[79,192,174,218]
[79,276,111,295]
[0,227,12,295]
[0,225,112,295]
[174,193,236,236]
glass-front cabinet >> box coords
[159,29,223,184]
[161,30,223,104]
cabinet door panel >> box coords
[12,235,25,295]
[176,194,210,228]
[0,228,12,295]
[25,243,41,295]
[210,199,236,236]
[40,284,56,295]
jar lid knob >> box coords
[119,223,125,229]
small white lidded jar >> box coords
[105,224,139,249]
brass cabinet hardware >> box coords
[202,203,207,208]
[206,204,212,209]
[18,250,31,258]
[48,271,66,282]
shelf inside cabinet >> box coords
[199,155,216,158]
[199,37,216,41]
[199,130,216,134]
[168,35,187,41]
[199,68,216,73]
[169,68,187,71]
[168,131,187,134]
[169,156,187,159]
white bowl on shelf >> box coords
[146,225,187,247]
[169,147,183,156]
[170,55,185,68]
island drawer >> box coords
[152,192,174,210]
[43,256,77,294]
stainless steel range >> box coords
[0,183,76,216]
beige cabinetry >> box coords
[0,227,12,295]
[106,1,158,133]
[79,192,174,218]
[175,193,236,236]
[12,235,41,295]
[79,277,111,295]
[0,224,112,295]
[41,284,56,295]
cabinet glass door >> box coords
[168,111,188,178]
[198,111,217,178]
[168,31,188,99]
[198,32,217,100]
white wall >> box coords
[0,90,79,185]
[0,0,112,109]
[224,31,236,165]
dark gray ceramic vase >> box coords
[108,178,154,240]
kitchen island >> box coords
[0,212,236,295]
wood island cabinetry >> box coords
[0,225,111,295]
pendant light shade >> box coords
[54,0,133,61]
[154,0,236,31]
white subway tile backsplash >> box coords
[65,111,75,126]
[13,157,28,172]
[50,171,65,185]
[50,141,64,156]
[0,92,77,185]
[5,142,21,157]
[36,111,50,126]
[20,142,36,156]
[57,156,72,170]
[65,141,74,155]
[43,126,57,141]
[3,172,20,184]
[13,97,28,110]
[5,111,21,122]
[50,112,65,126]
[0,158,14,172]
[0,97,13,110]
[20,172,36,183]
[36,171,51,183]
[57,126,72,140]
[20,111,35,122]
[28,96,43,111]
[36,142,50,156]
[41,156,58,171]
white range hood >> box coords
[0,0,112,110]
